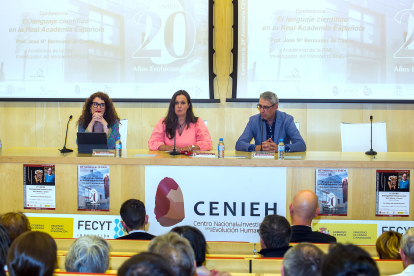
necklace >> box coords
[177,121,185,130]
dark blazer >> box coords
[117,231,156,240]
[258,246,292,258]
[291,225,337,243]
[235,110,306,152]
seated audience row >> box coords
[0,194,411,276]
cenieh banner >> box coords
[145,166,287,243]
[26,214,126,239]
[313,219,414,245]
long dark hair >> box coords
[164,90,198,139]
[171,225,207,267]
[7,231,57,276]
[77,92,120,128]
[0,225,11,276]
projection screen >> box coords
[0,0,213,101]
[235,0,414,101]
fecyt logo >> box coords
[154,177,185,227]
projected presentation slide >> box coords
[237,0,414,100]
[0,0,210,100]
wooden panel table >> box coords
[0,147,413,221]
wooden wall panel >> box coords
[2,162,413,222]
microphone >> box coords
[169,117,180,156]
[260,119,265,151]
[365,115,377,156]
[59,115,74,154]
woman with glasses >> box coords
[148,90,212,152]
[77,92,120,149]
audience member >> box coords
[171,226,208,274]
[392,228,414,276]
[258,214,292,257]
[7,231,57,276]
[321,243,379,276]
[376,231,402,259]
[65,235,110,273]
[171,225,232,276]
[0,225,11,276]
[117,199,155,240]
[117,252,174,276]
[0,212,31,243]
[282,243,324,276]
[289,190,336,243]
[148,232,196,276]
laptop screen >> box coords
[77,132,108,153]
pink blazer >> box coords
[148,118,213,151]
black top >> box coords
[117,231,156,240]
[291,225,337,243]
[258,246,292,258]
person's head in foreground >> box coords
[7,231,57,276]
[259,214,292,250]
[282,243,324,276]
[0,225,11,276]
[376,230,402,259]
[65,235,110,273]
[47,168,52,175]
[117,252,175,276]
[400,228,414,269]
[148,232,195,276]
[164,90,198,139]
[289,189,320,225]
[77,91,120,128]
[120,199,148,232]
[0,212,31,243]
[170,225,207,267]
[257,91,279,122]
[321,243,379,276]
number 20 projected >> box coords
[132,10,196,61]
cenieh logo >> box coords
[154,177,185,227]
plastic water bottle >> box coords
[115,136,122,158]
[0,138,2,156]
[278,139,285,160]
[218,138,225,159]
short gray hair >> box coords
[65,235,110,273]
[401,228,414,264]
[260,91,279,105]
[283,243,324,276]
[148,232,195,276]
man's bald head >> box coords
[289,190,320,225]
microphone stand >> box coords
[169,118,180,156]
[365,115,377,156]
[59,115,74,153]
[260,119,264,151]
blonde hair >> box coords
[376,231,402,259]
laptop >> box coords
[77,132,108,153]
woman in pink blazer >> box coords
[148,90,213,151]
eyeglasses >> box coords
[257,104,275,111]
[92,102,105,108]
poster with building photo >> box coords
[376,170,410,217]
[77,165,110,211]
[23,164,55,210]
[315,169,348,216]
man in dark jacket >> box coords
[258,214,292,257]
[289,190,336,243]
[117,199,155,240]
